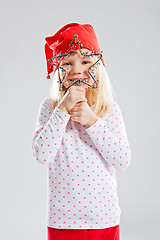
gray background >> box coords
[1,0,159,239]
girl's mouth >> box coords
[68,78,90,91]
[69,78,87,81]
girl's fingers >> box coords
[70,110,79,116]
[70,110,77,115]
[71,116,78,122]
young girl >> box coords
[32,23,131,240]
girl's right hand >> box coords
[57,85,87,112]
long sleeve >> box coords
[85,102,131,173]
[32,98,71,165]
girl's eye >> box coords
[63,61,90,66]
[63,62,71,65]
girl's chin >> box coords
[80,86,89,92]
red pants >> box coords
[47,225,120,240]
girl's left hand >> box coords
[69,101,98,127]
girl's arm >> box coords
[85,102,131,173]
[32,98,71,165]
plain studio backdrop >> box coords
[1,0,159,239]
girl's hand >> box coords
[57,85,87,112]
[70,101,99,127]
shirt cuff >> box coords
[53,106,71,122]
[85,117,102,133]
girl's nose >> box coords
[71,62,83,75]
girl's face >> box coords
[58,48,97,92]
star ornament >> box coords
[47,34,103,93]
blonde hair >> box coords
[49,50,116,118]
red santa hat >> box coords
[44,23,105,79]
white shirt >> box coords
[32,98,131,229]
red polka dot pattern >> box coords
[32,98,131,229]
